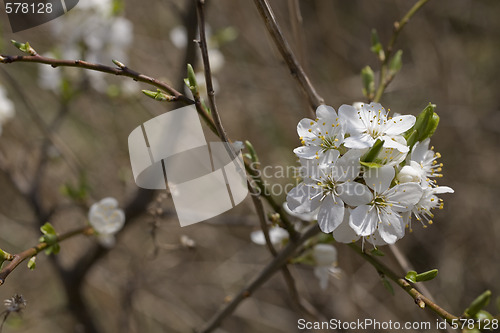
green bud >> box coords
[474,310,493,322]
[415,269,438,282]
[244,140,259,164]
[40,222,57,236]
[405,270,418,283]
[187,63,197,89]
[361,66,375,99]
[11,40,37,55]
[464,290,491,318]
[413,103,439,142]
[0,248,13,261]
[405,129,418,150]
[361,139,384,166]
[370,29,385,61]
[141,89,174,102]
[112,59,126,69]
[389,49,403,76]
[27,256,36,270]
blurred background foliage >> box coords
[0,0,499,332]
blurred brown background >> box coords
[0,0,499,332]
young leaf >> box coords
[40,222,56,236]
[361,139,384,163]
[27,256,36,270]
[415,269,438,282]
[464,290,491,318]
[370,29,385,61]
[361,66,375,99]
[389,50,403,75]
[405,270,417,283]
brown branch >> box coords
[0,226,94,286]
[196,223,321,333]
[253,0,324,114]
[373,0,430,102]
[0,54,192,104]
[348,243,459,325]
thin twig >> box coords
[0,226,94,286]
[348,243,459,325]
[253,0,324,114]
[373,0,430,102]
[0,54,192,104]
[196,223,321,333]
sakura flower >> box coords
[250,226,289,246]
[312,244,340,290]
[339,103,415,153]
[403,186,454,231]
[349,166,422,244]
[283,201,318,222]
[287,149,371,233]
[407,138,444,186]
[293,105,345,165]
[88,197,125,235]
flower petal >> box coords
[332,210,360,243]
[339,104,364,134]
[286,183,322,213]
[343,135,374,149]
[378,210,404,244]
[383,115,416,135]
[316,105,338,119]
[349,205,377,236]
[410,138,431,163]
[317,195,345,233]
[293,145,321,159]
[334,148,364,182]
[385,183,423,212]
[337,181,372,206]
[363,165,395,193]
[297,118,317,139]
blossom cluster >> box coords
[286,103,453,246]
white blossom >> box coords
[312,244,340,290]
[250,226,289,246]
[88,197,125,235]
[339,102,415,152]
[0,85,15,135]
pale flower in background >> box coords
[0,85,15,135]
[312,244,340,290]
[250,226,289,246]
[88,197,125,236]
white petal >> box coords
[286,183,322,213]
[283,202,318,221]
[433,186,454,194]
[297,118,317,139]
[381,135,409,153]
[411,138,431,163]
[349,205,377,236]
[293,145,321,159]
[343,135,374,149]
[385,183,423,212]
[378,210,404,244]
[338,104,364,134]
[364,165,395,193]
[99,197,119,209]
[317,195,344,233]
[337,182,372,206]
[313,243,337,266]
[315,105,337,119]
[332,210,360,243]
[383,115,416,135]
[334,148,364,182]
[318,149,340,166]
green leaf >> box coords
[370,248,385,256]
[244,140,259,163]
[415,269,438,282]
[412,103,439,142]
[361,65,375,99]
[27,256,36,270]
[360,161,383,169]
[370,29,385,61]
[382,277,394,295]
[11,40,36,55]
[41,222,56,236]
[405,270,417,283]
[464,290,491,318]
[187,63,197,88]
[474,310,493,322]
[389,50,403,75]
[361,139,384,163]
[141,89,173,102]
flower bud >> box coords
[397,162,421,183]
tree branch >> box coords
[253,0,324,114]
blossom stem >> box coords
[197,224,321,333]
[348,243,459,325]
[373,0,431,102]
[253,0,324,115]
[0,225,94,286]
